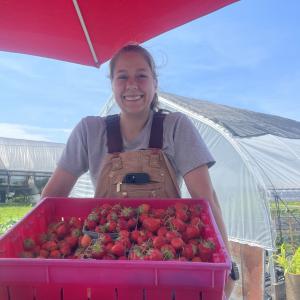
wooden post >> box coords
[229,241,264,299]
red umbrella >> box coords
[0,0,238,67]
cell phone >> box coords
[122,173,150,184]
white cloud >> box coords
[0,123,70,143]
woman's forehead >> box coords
[114,51,150,69]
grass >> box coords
[0,204,33,235]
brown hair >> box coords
[109,44,159,111]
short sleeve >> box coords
[57,118,89,177]
[171,113,215,176]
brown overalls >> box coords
[94,112,181,198]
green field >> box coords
[0,204,33,235]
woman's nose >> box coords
[126,77,138,89]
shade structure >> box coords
[0,0,238,67]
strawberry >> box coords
[58,241,71,256]
[161,244,176,260]
[39,249,49,258]
[198,239,215,261]
[80,234,92,248]
[191,256,202,262]
[120,207,136,220]
[85,220,97,231]
[65,235,78,248]
[49,249,61,258]
[142,217,161,233]
[111,242,126,257]
[152,236,166,249]
[91,241,106,259]
[171,237,184,250]
[189,204,202,217]
[165,230,180,242]
[130,229,140,242]
[176,209,189,222]
[151,208,166,219]
[146,248,163,261]
[105,221,117,232]
[182,244,197,260]
[55,222,69,239]
[171,218,186,233]
[185,225,200,240]
[68,217,82,229]
[23,238,35,251]
[157,226,168,237]
[42,240,58,252]
[212,253,223,263]
[137,203,150,215]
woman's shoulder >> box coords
[163,111,192,127]
[76,115,106,134]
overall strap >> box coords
[105,111,166,153]
[149,112,166,149]
[105,114,123,153]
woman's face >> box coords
[111,51,157,117]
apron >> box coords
[94,112,181,198]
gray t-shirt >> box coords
[58,111,215,188]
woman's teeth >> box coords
[124,95,142,101]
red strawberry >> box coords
[212,253,223,263]
[152,236,166,249]
[176,210,189,222]
[171,218,186,233]
[58,241,71,256]
[157,226,168,237]
[198,239,215,261]
[142,217,161,233]
[185,225,200,240]
[68,217,82,229]
[80,234,92,248]
[49,249,61,258]
[182,244,197,260]
[65,235,78,248]
[146,249,163,261]
[111,242,125,257]
[171,237,184,250]
[55,222,69,239]
[91,241,106,259]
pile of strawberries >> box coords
[20,202,224,263]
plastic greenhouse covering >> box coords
[100,92,300,250]
[1,92,300,250]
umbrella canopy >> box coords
[0,0,238,67]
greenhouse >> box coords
[1,91,300,298]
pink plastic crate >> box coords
[0,198,230,300]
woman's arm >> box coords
[184,164,235,298]
[41,167,78,199]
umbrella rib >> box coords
[72,0,100,67]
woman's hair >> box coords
[109,44,159,111]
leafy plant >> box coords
[274,243,300,275]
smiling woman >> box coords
[41,43,234,297]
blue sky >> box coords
[0,0,299,143]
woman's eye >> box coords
[137,74,148,79]
[117,75,127,80]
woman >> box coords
[41,44,234,297]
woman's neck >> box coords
[120,111,151,142]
